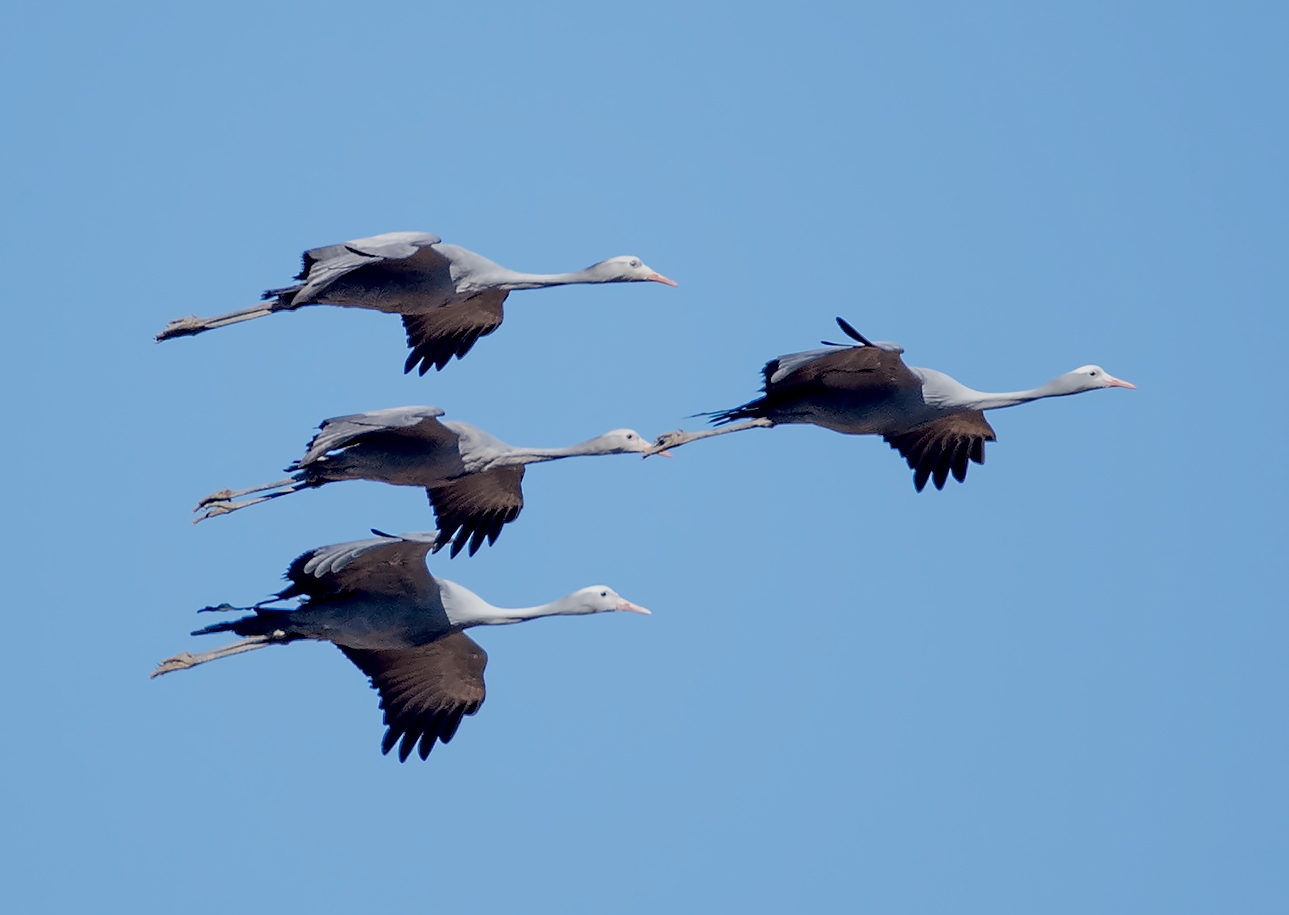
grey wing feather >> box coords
[278,532,441,602]
[339,631,487,762]
[300,530,441,578]
[344,231,442,259]
[296,406,454,466]
[285,232,446,304]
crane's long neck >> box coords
[455,592,588,626]
[920,368,1082,412]
[959,377,1084,411]
[495,267,605,291]
[494,437,613,467]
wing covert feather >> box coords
[277,534,441,602]
[296,406,456,466]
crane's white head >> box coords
[587,256,677,286]
[1063,365,1136,393]
[590,428,654,455]
[565,586,651,615]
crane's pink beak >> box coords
[1106,376,1136,389]
[646,272,678,287]
[616,599,651,615]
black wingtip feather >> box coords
[440,708,466,744]
[398,730,419,762]
[951,441,969,482]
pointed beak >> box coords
[646,272,678,287]
[616,599,651,615]
[1106,376,1136,389]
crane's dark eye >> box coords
[630,259,639,267]
[600,590,607,597]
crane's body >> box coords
[194,406,653,556]
[157,231,676,374]
[151,531,649,761]
[648,318,1134,491]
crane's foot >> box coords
[644,430,693,457]
[195,489,236,508]
[156,316,207,341]
[151,652,200,677]
[192,502,236,523]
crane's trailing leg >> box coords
[193,480,311,523]
[155,303,279,341]
[150,633,283,678]
[643,419,773,457]
[195,477,300,509]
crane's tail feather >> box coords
[261,284,304,306]
[697,402,765,426]
[192,608,294,638]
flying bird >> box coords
[156,231,676,373]
[646,317,1135,490]
[195,406,659,556]
[151,531,650,761]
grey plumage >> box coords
[648,317,1135,490]
[194,406,653,556]
[152,531,650,762]
[156,231,676,373]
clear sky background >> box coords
[2,2,1286,912]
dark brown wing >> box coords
[403,291,507,375]
[277,533,441,603]
[884,412,997,492]
[427,466,525,558]
[715,345,923,424]
[339,631,487,762]
[767,345,921,397]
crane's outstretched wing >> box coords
[427,465,525,558]
[780,344,916,389]
[264,231,444,307]
[712,342,922,424]
[275,531,442,603]
[340,631,488,762]
[884,412,996,491]
[402,290,507,375]
[294,406,458,468]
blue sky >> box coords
[2,2,1286,912]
